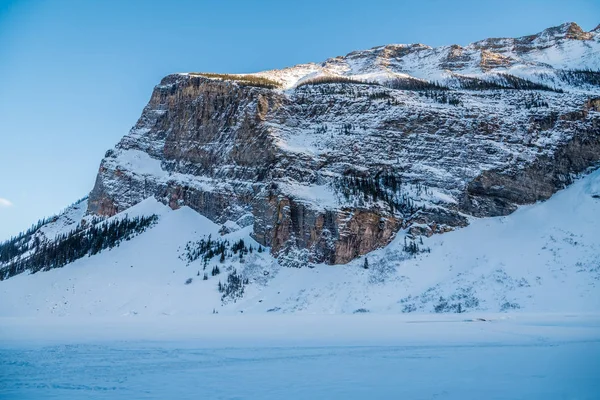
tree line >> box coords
[0,198,87,264]
[0,215,158,280]
[190,73,281,89]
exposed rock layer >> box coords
[88,23,600,265]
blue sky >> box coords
[0,0,598,240]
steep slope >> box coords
[84,22,600,264]
[1,169,599,316]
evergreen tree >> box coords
[1,214,158,280]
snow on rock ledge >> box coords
[82,22,600,265]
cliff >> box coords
[87,23,600,265]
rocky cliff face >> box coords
[88,23,600,265]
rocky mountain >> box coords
[1,22,600,314]
[2,167,599,316]
[267,22,600,86]
[86,22,600,266]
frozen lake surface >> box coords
[1,314,599,399]
[2,341,599,399]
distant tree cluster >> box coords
[182,236,262,274]
[295,83,403,106]
[218,270,249,302]
[367,91,393,100]
[0,219,48,265]
[557,68,600,87]
[332,171,422,216]
[451,75,508,90]
[385,77,449,91]
[418,90,462,106]
[0,215,158,280]
[0,198,87,265]
[522,93,549,108]
[428,287,480,313]
[497,73,562,92]
[452,74,561,92]
[296,75,372,88]
[189,73,281,89]
[182,235,230,264]
[403,236,430,255]
[434,294,479,313]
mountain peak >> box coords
[536,21,592,41]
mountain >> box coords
[1,23,599,315]
[86,22,600,265]
[2,167,599,316]
[255,22,600,88]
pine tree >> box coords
[363,257,369,269]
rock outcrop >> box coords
[88,23,600,265]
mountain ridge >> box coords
[82,20,600,265]
[246,22,600,89]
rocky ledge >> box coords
[87,23,600,265]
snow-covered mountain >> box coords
[1,22,599,315]
[253,22,600,89]
[1,168,599,316]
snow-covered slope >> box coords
[250,22,600,90]
[2,169,599,316]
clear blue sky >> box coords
[1,0,598,240]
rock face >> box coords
[88,23,600,265]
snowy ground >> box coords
[1,314,599,399]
